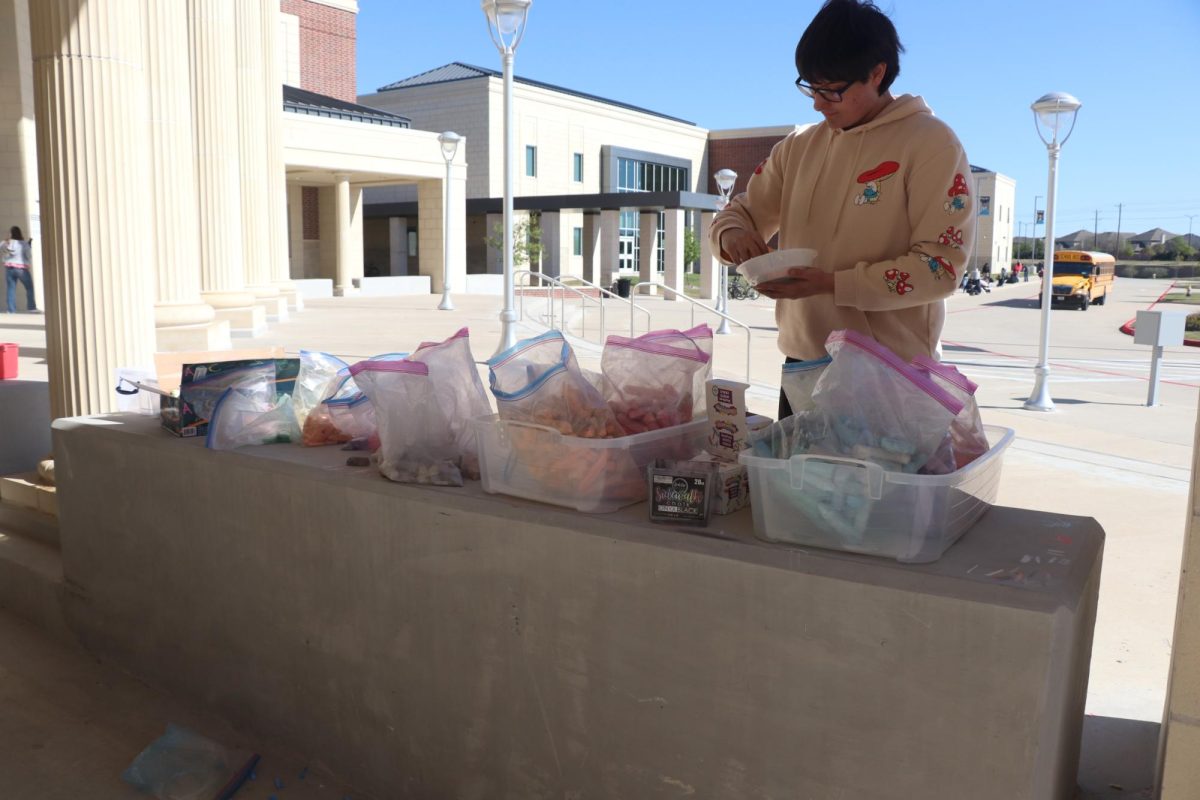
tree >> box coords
[1163,236,1196,262]
[683,227,701,273]
[484,216,544,271]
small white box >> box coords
[1134,309,1187,347]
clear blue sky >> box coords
[357,0,1200,240]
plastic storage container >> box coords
[474,414,709,513]
[0,342,17,379]
[739,425,1014,563]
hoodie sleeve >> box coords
[833,143,975,311]
[707,137,789,261]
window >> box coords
[615,156,688,193]
[573,153,583,183]
[525,145,537,177]
[407,231,417,258]
[573,227,583,256]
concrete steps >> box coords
[0,477,68,642]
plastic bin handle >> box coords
[490,417,565,447]
[788,454,886,500]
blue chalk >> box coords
[249,771,257,781]
[274,776,285,789]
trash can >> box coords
[616,277,632,298]
[0,343,18,380]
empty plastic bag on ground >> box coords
[408,328,491,478]
[912,355,989,469]
[488,330,621,438]
[637,325,714,416]
[780,356,832,416]
[601,333,710,434]
[121,724,238,800]
[813,330,963,474]
[350,359,464,486]
[205,373,300,450]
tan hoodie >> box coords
[711,94,975,362]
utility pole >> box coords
[1115,203,1123,256]
[1094,210,1099,250]
[1186,214,1197,244]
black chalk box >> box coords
[647,462,712,525]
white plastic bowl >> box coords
[735,248,818,285]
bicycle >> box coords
[727,274,759,301]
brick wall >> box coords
[280,0,356,102]
[707,136,787,195]
[302,187,319,239]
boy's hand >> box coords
[719,228,770,264]
[756,268,834,300]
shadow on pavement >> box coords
[1076,715,1158,799]
[942,343,989,353]
[983,297,1040,309]
[995,396,1146,408]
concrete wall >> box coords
[972,171,1017,271]
[53,414,1104,800]
[1158,402,1200,796]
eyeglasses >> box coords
[794,78,856,102]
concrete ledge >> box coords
[254,297,289,322]
[52,413,1103,800]
[0,473,57,517]
[354,276,432,296]
[214,306,268,337]
[155,320,233,353]
[292,279,334,299]
[464,274,504,295]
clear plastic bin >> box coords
[739,425,1014,563]
[474,414,709,513]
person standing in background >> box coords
[2,226,37,313]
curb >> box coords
[1119,282,1200,347]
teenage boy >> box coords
[711,0,975,417]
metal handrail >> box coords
[513,270,605,343]
[558,275,652,338]
[632,281,753,384]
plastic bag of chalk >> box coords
[780,355,832,416]
[637,325,714,417]
[912,355,989,470]
[601,333,711,434]
[407,327,491,480]
[205,377,301,450]
[349,359,464,486]
[813,330,963,474]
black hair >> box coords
[795,0,904,93]
[9,226,22,240]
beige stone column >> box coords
[189,0,262,333]
[0,0,42,313]
[638,211,659,290]
[540,211,562,278]
[142,0,228,351]
[582,212,601,285]
[30,0,156,417]
[485,212,503,274]
[233,0,284,323]
[599,209,620,289]
[389,217,408,276]
[258,0,299,311]
[698,211,721,300]
[662,208,684,302]
[333,174,359,296]
[287,182,305,278]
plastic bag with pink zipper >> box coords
[635,324,714,416]
[911,355,989,470]
[601,333,711,435]
[810,330,964,475]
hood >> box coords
[836,93,932,137]
[1053,274,1088,286]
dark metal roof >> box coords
[283,85,411,128]
[376,62,696,126]
[364,190,723,219]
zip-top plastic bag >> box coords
[350,359,464,486]
[408,328,491,479]
[601,334,711,434]
[912,355,989,469]
[813,330,963,474]
[180,361,276,424]
[780,356,832,416]
[637,325,714,416]
[488,331,622,439]
[293,350,348,429]
[302,353,408,447]
[205,374,301,450]
[122,724,257,800]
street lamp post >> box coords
[482,0,532,356]
[437,131,461,311]
[1024,92,1082,413]
[713,168,737,336]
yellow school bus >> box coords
[1041,250,1116,311]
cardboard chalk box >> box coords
[160,357,300,438]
